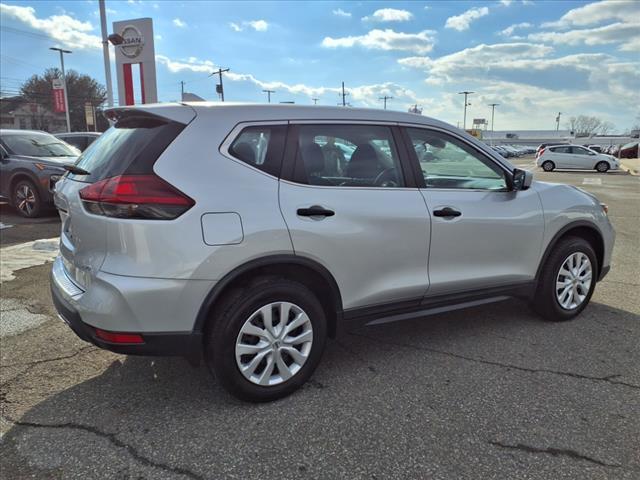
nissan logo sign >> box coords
[119,25,144,59]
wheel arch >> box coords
[536,221,605,283]
[194,255,343,339]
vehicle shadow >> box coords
[2,299,639,478]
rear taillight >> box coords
[94,328,144,344]
[79,174,194,220]
[537,148,545,157]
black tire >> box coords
[595,161,609,173]
[542,160,555,172]
[12,179,42,218]
[205,277,327,402]
[533,236,597,322]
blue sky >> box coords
[1,0,638,130]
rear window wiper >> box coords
[64,165,91,175]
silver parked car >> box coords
[51,104,615,401]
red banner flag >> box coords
[51,78,66,113]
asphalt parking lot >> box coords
[1,158,639,479]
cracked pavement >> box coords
[1,165,639,479]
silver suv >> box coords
[50,104,615,402]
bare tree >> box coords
[566,115,615,137]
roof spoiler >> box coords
[104,103,196,125]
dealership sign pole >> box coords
[51,77,66,115]
[50,48,72,132]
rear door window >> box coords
[291,124,405,188]
[551,146,571,154]
[70,114,185,183]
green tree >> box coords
[20,68,107,132]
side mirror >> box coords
[512,168,532,191]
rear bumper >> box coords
[50,256,203,357]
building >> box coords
[0,96,67,132]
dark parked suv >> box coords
[0,129,78,217]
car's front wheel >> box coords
[12,179,42,218]
[595,161,610,173]
[206,277,327,402]
[533,236,597,321]
[542,160,555,172]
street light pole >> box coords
[98,0,113,107]
[50,47,72,132]
[556,112,562,131]
[488,103,499,132]
[458,91,474,130]
[311,97,319,105]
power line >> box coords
[379,95,393,110]
[262,89,275,103]
[209,68,229,101]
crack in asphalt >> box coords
[488,440,622,468]
[0,346,99,387]
[1,345,98,369]
[1,415,206,480]
[350,333,640,390]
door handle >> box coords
[297,206,335,217]
[433,207,461,218]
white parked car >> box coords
[537,145,619,172]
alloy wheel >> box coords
[235,302,313,386]
[555,252,592,310]
[15,184,36,216]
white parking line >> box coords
[0,222,13,230]
[582,178,602,185]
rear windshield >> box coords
[69,114,185,183]
[1,132,79,157]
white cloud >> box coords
[173,18,187,28]
[155,55,216,73]
[445,6,489,31]
[248,20,268,31]
[543,0,640,28]
[322,29,436,54]
[332,8,351,18]
[363,8,413,22]
[0,3,102,49]
[529,21,640,50]
[500,22,532,36]
[155,34,162,40]
[229,19,269,32]
[500,0,513,6]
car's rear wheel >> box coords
[12,179,42,218]
[542,160,555,172]
[595,161,609,173]
[205,277,327,402]
[533,236,597,321]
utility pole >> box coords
[340,81,349,107]
[556,112,562,131]
[50,47,72,132]
[210,68,230,101]
[98,0,113,107]
[312,98,319,105]
[379,95,393,110]
[262,89,275,103]
[458,91,474,130]
[488,103,499,132]
[180,81,185,100]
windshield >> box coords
[1,132,79,157]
